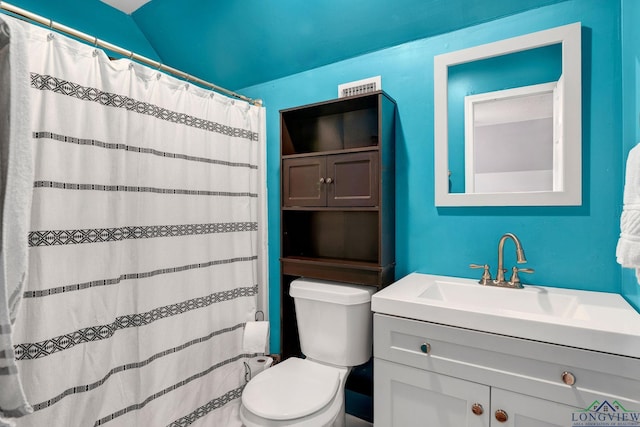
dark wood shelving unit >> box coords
[279,91,396,359]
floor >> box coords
[346,414,373,427]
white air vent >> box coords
[338,76,381,98]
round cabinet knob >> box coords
[562,371,576,385]
[420,343,431,354]
[319,177,325,184]
[471,403,484,416]
[326,177,333,184]
[495,409,508,422]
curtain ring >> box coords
[92,37,99,56]
[155,62,163,80]
[46,19,54,41]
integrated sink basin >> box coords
[372,273,640,357]
[418,279,582,319]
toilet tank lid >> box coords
[290,278,376,305]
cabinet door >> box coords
[491,388,580,427]
[282,157,326,207]
[375,358,490,427]
[326,152,378,207]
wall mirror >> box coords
[434,23,581,206]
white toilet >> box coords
[240,277,376,427]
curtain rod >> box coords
[0,1,262,106]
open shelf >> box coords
[281,94,381,156]
[282,210,379,263]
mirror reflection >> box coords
[464,81,558,194]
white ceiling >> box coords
[99,0,151,14]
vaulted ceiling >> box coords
[101,0,572,90]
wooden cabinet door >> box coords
[375,358,490,427]
[490,388,579,427]
[283,152,379,207]
[282,157,326,207]
[326,152,378,207]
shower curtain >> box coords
[0,13,267,427]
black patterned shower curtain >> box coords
[0,13,267,427]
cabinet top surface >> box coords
[372,273,640,358]
[279,90,395,114]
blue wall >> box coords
[239,0,630,352]
[621,0,640,308]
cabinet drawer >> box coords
[374,314,640,408]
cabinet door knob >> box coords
[318,177,325,184]
[495,409,508,422]
[326,177,333,184]
[562,371,576,385]
[420,342,431,354]
[471,403,484,416]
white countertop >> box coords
[372,273,640,358]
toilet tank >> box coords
[289,278,376,367]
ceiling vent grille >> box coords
[338,76,381,98]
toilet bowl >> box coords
[240,358,349,427]
[240,278,375,427]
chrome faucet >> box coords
[470,233,534,288]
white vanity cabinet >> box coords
[375,359,578,426]
[375,358,491,426]
[373,313,640,427]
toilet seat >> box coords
[242,358,340,420]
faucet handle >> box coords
[470,264,492,285]
[509,266,534,288]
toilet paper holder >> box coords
[244,356,273,384]
[244,361,251,383]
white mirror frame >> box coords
[434,22,581,207]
